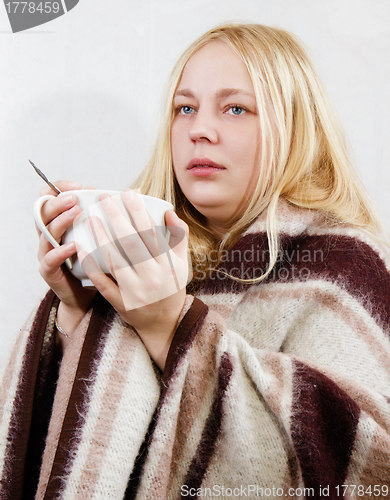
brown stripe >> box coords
[0,290,56,500]
[165,312,224,491]
[124,406,159,499]
[291,360,360,498]
[162,297,208,387]
[23,325,61,497]
[75,326,137,498]
[126,300,213,498]
[181,352,233,497]
[202,232,390,331]
[44,293,112,499]
[0,312,32,428]
[124,298,208,497]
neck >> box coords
[206,218,230,239]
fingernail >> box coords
[79,251,98,273]
[63,242,75,252]
[61,194,75,207]
[78,250,87,264]
[69,181,82,188]
[122,189,134,202]
[87,217,96,231]
[99,194,111,208]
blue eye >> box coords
[180,106,194,115]
[228,106,246,116]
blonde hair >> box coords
[132,22,384,287]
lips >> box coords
[187,158,226,175]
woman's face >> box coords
[171,41,260,237]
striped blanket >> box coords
[1,199,390,499]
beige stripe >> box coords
[0,329,26,424]
[60,317,128,498]
[263,352,295,434]
[73,324,137,499]
[135,357,190,498]
[316,293,390,375]
[196,292,242,319]
[244,198,327,237]
[0,309,36,478]
[244,281,390,376]
[360,439,390,491]
[348,415,390,489]
[263,353,287,419]
[259,287,390,429]
[193,343,289,489]
[166,321,222,490]
[345,414,375,486]
[35,310,92,500]
[0,308,35,424]
[137,312,224,498]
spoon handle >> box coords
[29,160,62,194]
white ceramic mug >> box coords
[34,190,173,287]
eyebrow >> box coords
[174,88,255,99]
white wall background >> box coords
[1,0,389,366]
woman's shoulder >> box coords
[206,198,390,303]
[246,197,390,268]
[245,198,330,237]
[241,199,390,323]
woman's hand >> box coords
[36,180,97,340]
[78,189,189,369]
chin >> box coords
[186,192,225,209]
[191,203,230,221]
[189,196,221,210]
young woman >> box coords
[1,23,390,499]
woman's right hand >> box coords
[36,180,97,337]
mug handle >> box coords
[33,195,73,270]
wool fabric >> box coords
[1,199,390,499]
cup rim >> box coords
[58,190,173,207]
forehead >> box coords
[177,41,254,93]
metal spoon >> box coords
[29,160,62,194]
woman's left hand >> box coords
[79,189,189,370]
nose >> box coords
[188,109,218,143]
